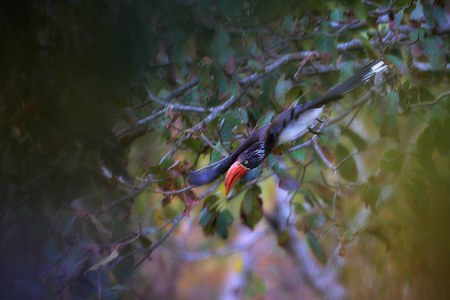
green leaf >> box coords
[145,158,176,182]
[315,22,336,56]
[285,86,303,104]
[356,221,400,252]
[240,185,263,230]
[306,231,326,263]
[275,76,293,105]
[385,54,409,75]
[277,229,289,247]
[220,118,233,141]
[343,129,367,151]
[338,61,355,83]
[307,212,326,230]
[239,108,249,124]
[357,35,378,59]
[377,92,400,140]
[211,25,233,67]
[217,69,230,99]
[330,8,345,22]
[422,0,447,28]
[409,29,425,41]
[353,2,368,20]
[219,111,242,127]
[201,213,219,236]
[248,60,264,73]
[204,195,221,211]
[199,208,213,226]
[210,142,222,164]
[361,183,380,212]
[425,36,446,70]
[380,149,403,174]
[410,0,424,22]
[290,148,306,162]
[335,144,358,182]
[429,5,447,28]
[255,111,275,129]
[282,15,295,33]
[217,209,234,239]
[268,156,301,191]
[394,8,404,31]
[293,201,307,214]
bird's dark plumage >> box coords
[187,59,387,187]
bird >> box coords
[187,59,388,195]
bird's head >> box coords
[224,142,266,195]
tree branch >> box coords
[134,78,200,110]
[166,229,267,262]
[142,84,211,114]
[410,90,450,108]
[274,183,347,300]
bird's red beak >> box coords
[224,161,249,195]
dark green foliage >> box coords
[240,185,263,230]
[306,231,326,264]
[307,213,326,230]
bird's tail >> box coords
[311,59,388,107]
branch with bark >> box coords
[120,22,450,146]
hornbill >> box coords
[188,60,387,195]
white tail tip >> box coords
[363,60,388,82]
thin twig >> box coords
[159,133,191,164]
[136,109,165,126]
[98,184,148,215]
[289,139,313,151]
[313,138,339,222]
[200,134,230,157]
[285,159,315,228]
[151,185,193,195]
[143,84,211,114]
[410,90,450,108]
[327,90,373,126]
[134,78,200,110]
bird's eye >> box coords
[244,160,248,165]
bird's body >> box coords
[188,60,388,194]
[275,107,324,145]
